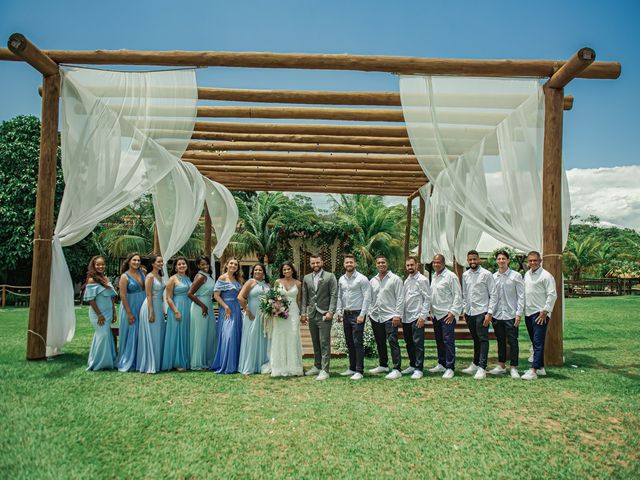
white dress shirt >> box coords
[336,270,371,316]
[462,266,498,316]
[492,268,525,320]
[524,267,557,316]
[368,271,404,322]
[403,272,431,323]
[430,268,463,319]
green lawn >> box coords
[1,297,639,479]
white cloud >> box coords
[566,165,640,230]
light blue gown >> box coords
[238,280,270,374]
[189,270,217,370]
[116,270,146,372]
[162,275,192,371]
[84,282,117,371]
[211,280,243,374]
[136,275,166,374]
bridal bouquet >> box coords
[259,288,290,320]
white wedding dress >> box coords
[270,284,304,377]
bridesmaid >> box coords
[237,263,270,374]
[188,255,217,370]
[162,256,193,372]
[84,256,117,371]
[211,257,244,374]
[116,252,146,372]
[137,255,166,374]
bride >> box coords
[270,261,304,377]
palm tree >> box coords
[563,235,605,280]
[330,194,406,275]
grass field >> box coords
[1,296,639,479]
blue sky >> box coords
[1,0,637,171]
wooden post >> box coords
[418,196,425,273]
[204,208,212,256]
[404,197,412,259]
[153,224,160,255]
[1,285,5,308]
[26,74,60,360]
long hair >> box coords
[279,261,298,280]
[120,252,142,275]
[86,255,110,288]
[170,256,190,276]
[251,263,269,284]
[223,257,244,283]
[149,255,164,277]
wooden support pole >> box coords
[0,46,621,79]
[418,196,426,269]
[7,33,58,76]
[26,73,60,360]
[404,197,413,260]
[153,224,160,255]
[542,85,565,367]
[187,140,414,155]
[546,48,596,89]
[204,208,212,257]
[1,285,5,308]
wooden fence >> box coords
[565,278,640,297]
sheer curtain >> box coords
[402,75,570,266]
[48,67,197,355]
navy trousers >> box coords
[525,312,549,369]
[433,316,456,369]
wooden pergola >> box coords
[1,34,620,366]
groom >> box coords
[301,254,338,381]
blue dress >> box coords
[211,279,243,374]
[189,270,217,370]
[238,280,270,374]
[162,275,192,371]
[84,282,117,371]
[116,270,146,372]
[136,275,166,374]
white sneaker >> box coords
[462,363,479,374]
[522,369,538,381]
[489,365,506,375]
[510,367,520,379]
[528,354,534,363]
[350,372,363,380]
[442,368,455,379]
[473,367,486,380]
[385,369,402,380]
[316,370,329,381]
[401,366,415,375]
[305,366,320,376]
[368,366,390,375]
[340,369,356,377]
[428,364,446,373]
[537,367,547,376]
[410,370,423,380]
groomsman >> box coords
[461,250,497,380]
[402,256,431,380]
[335,255,371,381]
[522,251,557,381]
[488,250,525,379]
[368,256,404,380]
[428,254,463,379]
[301,255,338,381]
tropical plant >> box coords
[563,235,605,280]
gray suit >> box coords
[301,269,338,372]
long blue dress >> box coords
[211,279,243,374]
[136,275,166,374]
[116,270,146,372]
[238,280,270,374]
[189,270,217,370]
[84,282,117,371]
[162,275,193,371]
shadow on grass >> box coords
[565,351,640,381]
[44,353,87,378]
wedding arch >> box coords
[1,34,621,366]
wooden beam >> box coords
[185,159,423,172]
[546,48,596,89]
[191,131,412,146]
[197,106,405,122]
[542,85,565,367]
[213,182,413,196]
[195,121,410,137]
[153,224,160,255]
[0,46,621,79]
[182,151,421,163]
[26,73,60,360]
[187,140,414,155]
[7,33,58,76]
[204,208,212,256]
[192,164,424,178]
[404,197,413,259]
[207,174,422,186]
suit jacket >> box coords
[301,269,338,316]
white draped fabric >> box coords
[47,67,237,356]
[401,75,570,265]
[204,177,239,259]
